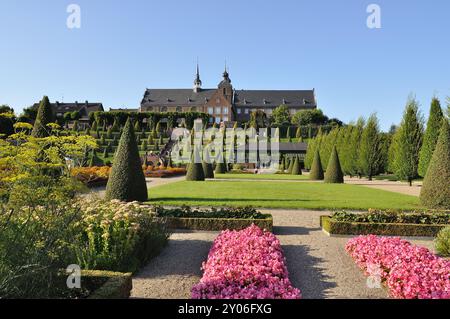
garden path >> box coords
[130,209,435,299]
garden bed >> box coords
[154,206,273,231]
[321,210,450,237]
[192,225,300,299]
[346,235,449,299]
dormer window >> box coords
[263,99,268,105]
[282,99,286,104]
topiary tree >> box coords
[278,157,285,172]
[434,226,450,257]
[186,148,205,181]
[89,150,103,167]
[286,158,293,174]
[32,96,54,137]
[324,146,344,183]
[102,147,109,159]
[291,156,302,175]
[309,149,324,180]
[214,154,227,174]
[420,120,450,209]
[105,118,148,202]
[418,98,444,177]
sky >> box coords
[0,0,449,131]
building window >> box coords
[237,108,241,115]
[160,106,168,112]
[209,117,214,123]
[147,106,154,112]
[215,107,221,114]
[223,108,228,114]
[245,108,249,114]
[208,107,214,115]
[223,116,229,122]
[176,106,182,112]
[216,98,221,104]
[215,117,221,124]
[190,106,197,112]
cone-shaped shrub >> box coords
[89,150,103,167]
[291,156,302,175]
[286,158,293,174]
[102,147,109,159]
[278,158,285,172]
[32,96,54,137]
[420,120,450,209]
[324,146,344,183]
[105,118,148,202]
[215,158,227,174]
[186,148,205,181]
[202,152,215,179]
[309,150,324,180]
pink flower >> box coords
[191,225,301,299]
[346,235,450,299]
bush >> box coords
[186,151,205,181]
[435,226,450,257]
[76,199,170,273]
[105,119,148,202]
[324,146,344,183]
[291,156,302,175]
[202,161,214,179]
[32,96,54,138]
[420,120,450,209]
[309,149,324,180]
[155,206,266,219]
[214,161,227,174]
[330,209,450,225]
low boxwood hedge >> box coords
[84,270,132,299]
[321,210,450,237]
[166,215,273,232]
[154,206,273,231]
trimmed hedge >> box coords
[83,270,132,299]
[331,210,450,224]
[165,216,273,232]
[155,206,266,219]
[321,215,448,237]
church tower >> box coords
[218,64,233,101]
[193,63,202,93]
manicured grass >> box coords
[215,173,309,181]
[147,180,422,210]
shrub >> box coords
[191,225,301,299]
[331,209,450,224]
[420,120,450,209]
[435,226,450,257]
[346,235,449,299]
[324,146,344,183]
[105,118,148,202]
[291,156,302,175]
[202,161,214,179]
[309,149,324,180]
[155,206,266,219]
[75,199,170,273]
[186,150,205,181]
[214,160,227,174]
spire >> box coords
[219,61,231,87]
[193,60,202,92]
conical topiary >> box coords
[309,149,324,180]
[286,158,293,174]
[32,96,54,137]
[202,152,215,179]
[279,158,285,172]
[420,120,450,209]
[105,118,148,202]
[324,146,344,183]
[291,156,301,175]
[186,148,205,181]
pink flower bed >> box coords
[191,225,301,299]
[346,235,450,299]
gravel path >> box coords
[131,209,435,299]
[344,177,422,197]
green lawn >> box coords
[215,173,309,181]
[147,180,422,210]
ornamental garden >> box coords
[0,95,449,299]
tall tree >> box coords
[270,105,291,127]
[359,114,383,180]
[420,120,450,209]
[348,117,365,177]
[31,96,54,137]
[393,97,424,186]
[418,98,444,177]
[105,118,148,202]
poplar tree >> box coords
[418,98,444,177]
[393,97,424,186]
[359,114,383,180]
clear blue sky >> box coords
[1,0,449,131]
